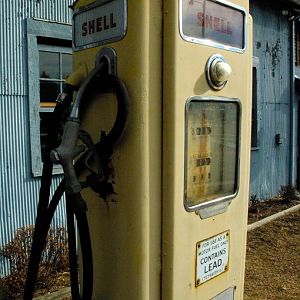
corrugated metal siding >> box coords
[0,97,67,276]
[250,0,292,199]
[0,0,73,276]
[0,0,74,96]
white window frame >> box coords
[26,19,72,177]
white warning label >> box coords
[196,231,230,285]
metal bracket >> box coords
[95,47,117,76]
[195,200,232,219]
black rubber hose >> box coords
[23,156,87,299]
[23,151,89,300]
[38,90,73,210]
[79,74,129,146]
[72,193,93,300]
[66,194,81,300]
[24,97,72,299]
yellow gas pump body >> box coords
[72,0,252,299]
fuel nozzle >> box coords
[50,62,106,194]
[51,47,128,197]
[50,118,85,194]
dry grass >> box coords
[244,210,300,300]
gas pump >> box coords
[27,0,251,299]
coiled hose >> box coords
[23,62,129,299]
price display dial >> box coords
[184,97,240,212]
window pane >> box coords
[39,51,60,79]
[62,53,72,79]
[40,80,60,102]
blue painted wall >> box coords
[0,0,73,276]
[250,0,296,199]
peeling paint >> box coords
[256,41,261,49]
[265,39,282,78]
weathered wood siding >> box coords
[250,0,293,199]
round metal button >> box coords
[206,54,232,90]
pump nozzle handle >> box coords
[50,118,85,194]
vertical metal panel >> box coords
[250,0,292,199]
[0,0,73,276]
